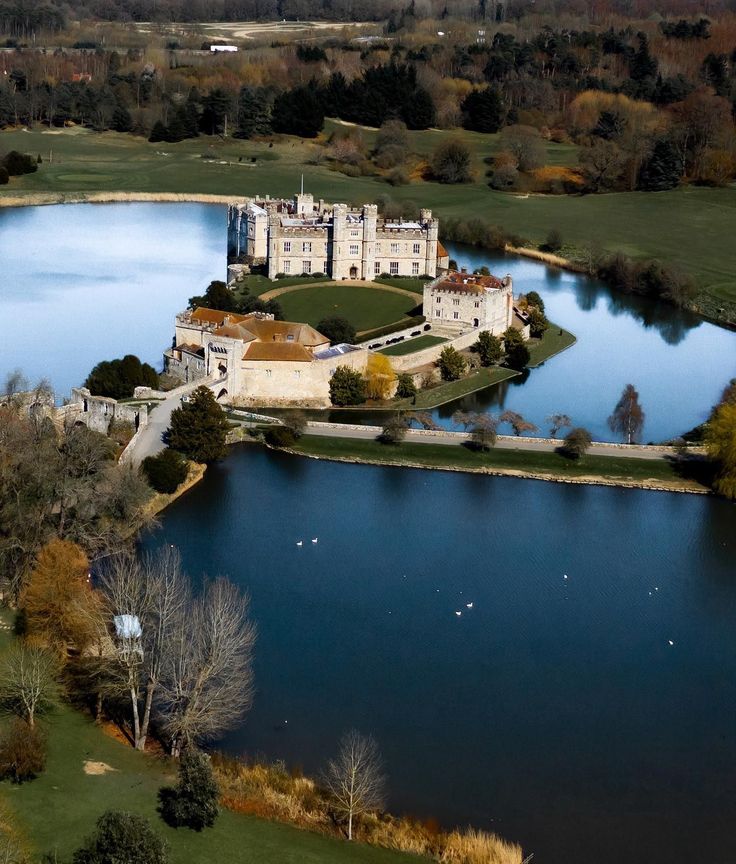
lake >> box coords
[142,446,736,864]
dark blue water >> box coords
[0,203,224,397]
[142,446,736,864]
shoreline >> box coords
[272,441,711,496]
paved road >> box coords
[126,381,201,467]
[303,421,692,462]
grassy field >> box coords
[398,367,520,409]
[374,276,430,295]
[234,274,328,299]
[278,284,420,330]
[293,435,703,489]
[527,324,577,367]
[2,697,425,864]
[1,126,735,315]
[379,335,446,356]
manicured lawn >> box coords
[374,277,430,295]
[398,367,519,409]
[3,700,426,864]
[526,323,577,367]
[293,436,700,487]
[234,274,328,299]
[379,335,447,356]
[278,284,420,330]
[2,127,735,316]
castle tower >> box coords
[362,204,378,281]
[421,209,439,277]
[331,203,348,279]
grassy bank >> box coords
[291,435,709,493]
[2,700,427,864]
[379,335,447,356]
[527,324,577,367]
[397,367,520,409]
[2,127,735,321]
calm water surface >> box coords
[0,202,224,396]
[143,447,736,864]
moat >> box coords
[2,202,736,864]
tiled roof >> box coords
[433,271,505,294]
[243,342,314,362]
[190,307,251,327]
[245,318,328,347]
[176,343,205,356]
[437,241,449,259]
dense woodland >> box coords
[1,1,735,192]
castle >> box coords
[227,192,449,281]
[423,270,523,336]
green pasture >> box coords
[277,284,420,330]
[2,698,425,864]
[2,126,735,314]
[379,335,446,356]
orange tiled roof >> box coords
[434,271,504,294]
[244,318,328,347]
[437,241,449,259]
[190,307,251,327]
[243,342,314,362]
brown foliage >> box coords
[0,718,46,783]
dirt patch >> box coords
[83,760,118,775]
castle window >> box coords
[390,242,400,254]
[412,261,420,275]
[284,241,291,252]
[453,299,460,306]
[350,244,359,255]
[435,309,441,317]
[413,243,421,254]
[283,260,291,273]
[474,301,480,308]
[389,261,399,275]
[265,369,272,377]
[294,370,301,379]
[303,241,312,253]
[436,296,441,303]
[302,260,312,273]
[453,311,459,320]
[375,261,381,274]
[350,230,360,237]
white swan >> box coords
[312,537,318,543]
[455,611,462,617]
[466,602,473,609]
[296,540,303,547]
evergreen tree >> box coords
[461,87,504,133]
[272,85,324,138]
[638,139,681,191]
[72,811,167,864]
[235,86,273,139]
[159,750,219,831]
[111,104,132,133]
[200,88,234,135]
[473,331,503,366]
[502,328,530,371]
[329,366,366,406]
[437,345,467,381]
[149,120,168,143]
[630,33,658,82]
[84,354,158,399]
[166,386,230,463]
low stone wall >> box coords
[69,388,149,436]
[389,329,480,372]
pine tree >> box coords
[638,139,681,191]
[159,750,219,831]
[461,87,504,133]
[166,387,230,463]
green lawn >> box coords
[374,277,430,295]
[3,700,425,864]
[398,367,519,409]
[293,435,700,487]
[278,284,419,331]
[233,274,328,299]
[379,335,446,356]
[526,323,577,367]
[2,126,735,317]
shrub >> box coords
[72,811,168,864]
[0,719,46,783]
[142,449,188,494]
[386,168,410,186]
[84,354,159,400]
[329,366,366,406]
[379,416,409,444]
[473,331,502,366]
[541,229,563,253]
[436,346,467,381]
[316,316,356,346]
[395,373,417,399]
[560,427,593,459]
[160,750,219,831]
[264,426,297,448]
[1,151,37,176]
[429,139,472,184]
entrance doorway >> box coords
[349,266,358,279]
[218,362,227,377]
[473,317,479,327]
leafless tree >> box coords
[407,411,440,431]
[157,577,256,756]
[324,730,386,841]
[546,413,572,437]
[608,384,645,444]
[500,410,538,436]
[0,643,60,727]
[470,414,499,451]
[137,546,189,751]
[98,551,149,748]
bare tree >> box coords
[608,384,645,444]
[500,410,538,436]
[157,577,256,756]
[470,414,499,451]
[324,730,386,841]
[0,643,60,727]
[137,546,188,751]
[98,551,149,748]
[546,413,572,438]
